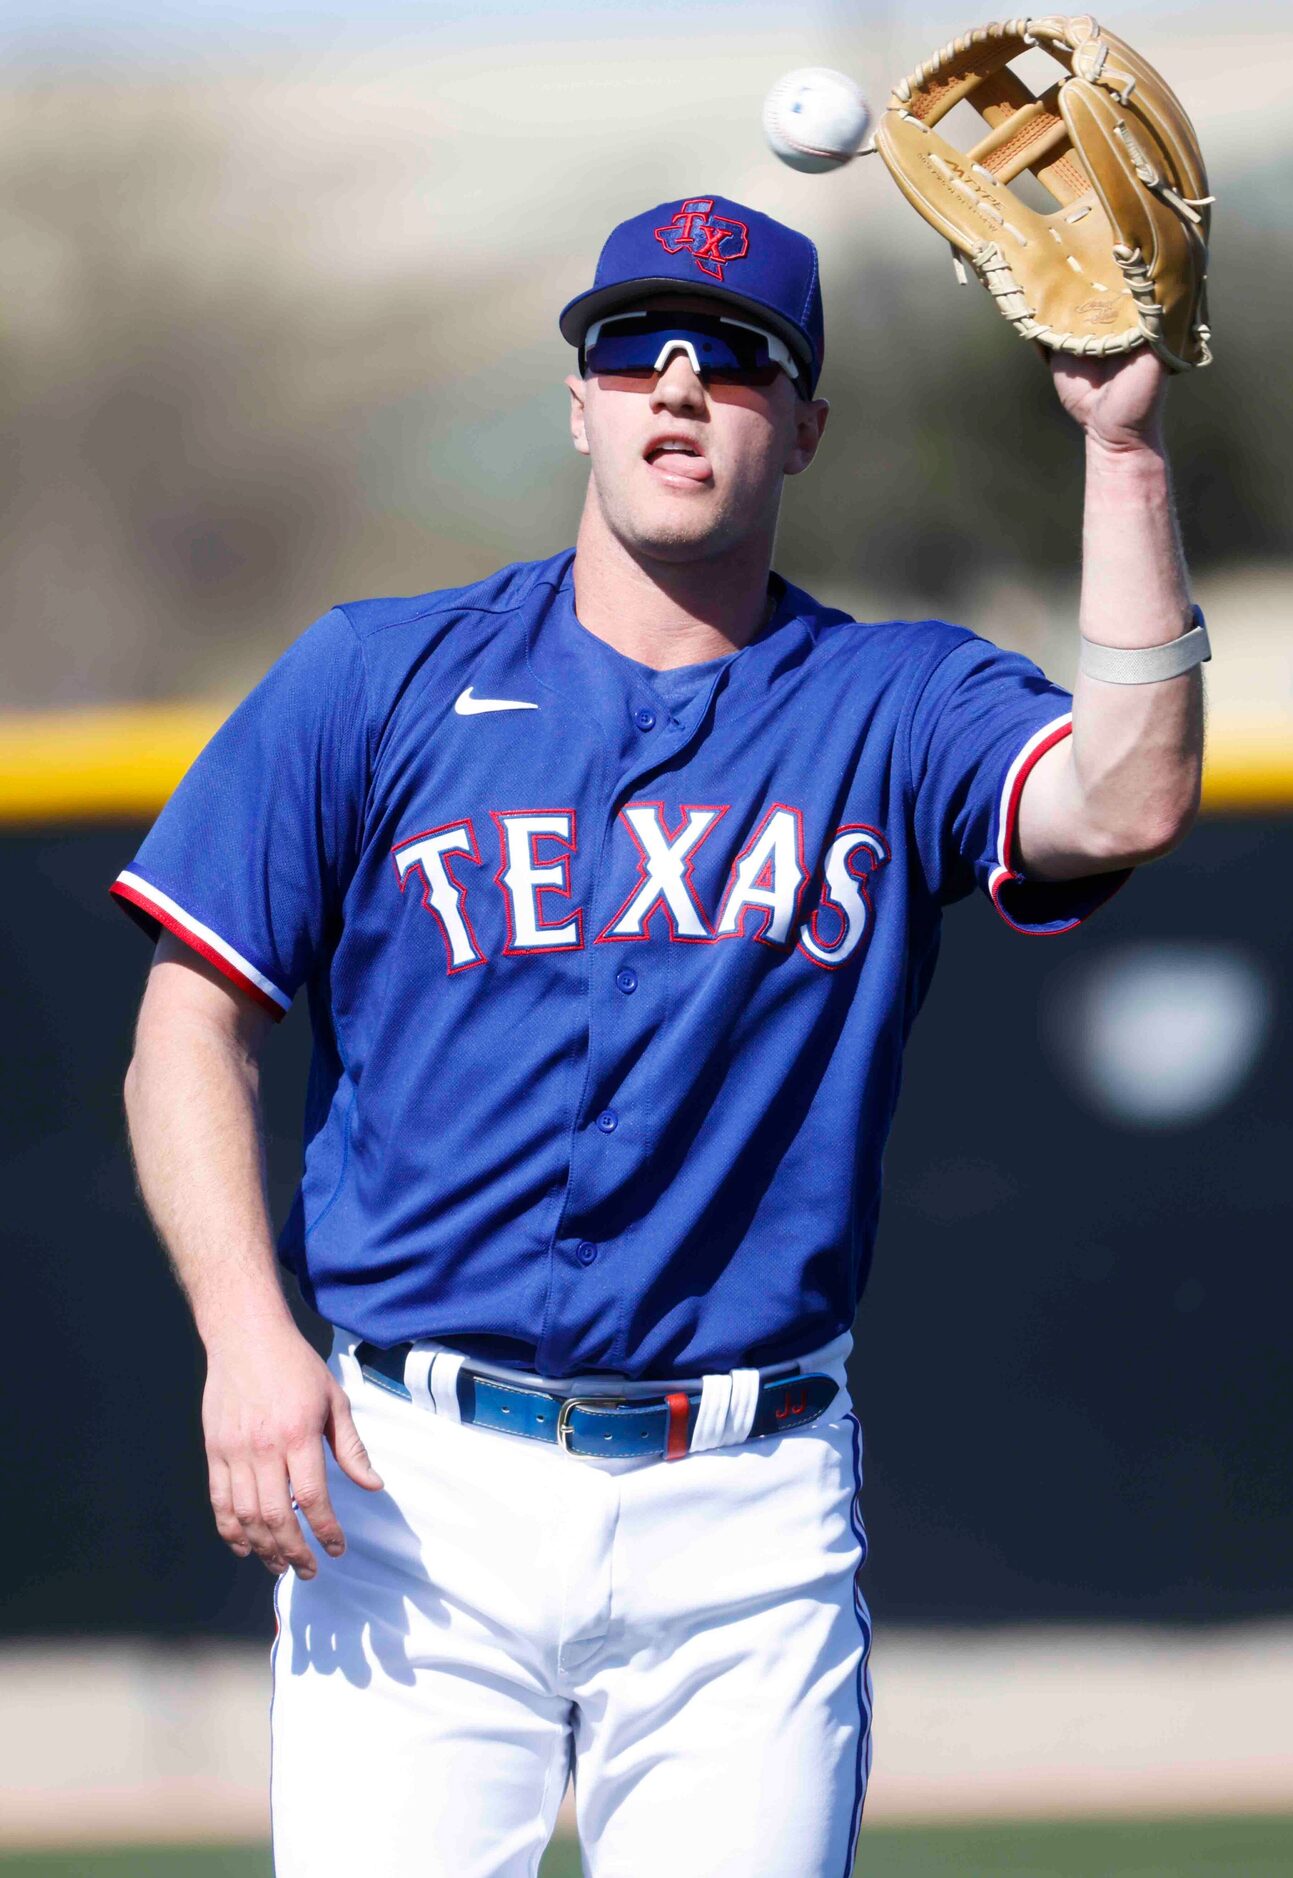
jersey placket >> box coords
[534,651,724,1378]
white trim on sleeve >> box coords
[986,713,1073,903]
[114,871,291,1012]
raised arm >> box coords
[1015,348,1204,881]
[124,933,382,1579]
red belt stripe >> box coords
[665,1391,690,1460]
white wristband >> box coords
[1079,607,1210,685]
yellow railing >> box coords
[0,701,1289,822]
[0,702,231,824]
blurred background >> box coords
[1,0,1290,1872]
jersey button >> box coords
[576,1241,598,1266]
[615,967,638,995]
[633,707,657,732]
[595,1108,619,1134]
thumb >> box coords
[327,1390,384,1492]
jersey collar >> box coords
[523,549,819,759]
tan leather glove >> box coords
[874,15,1213,370]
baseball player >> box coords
[116,194,1203,1875]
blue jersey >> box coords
[113,548,1125,1378]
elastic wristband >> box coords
[1079,606,1210,685]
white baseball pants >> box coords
[269,1332,873,1877]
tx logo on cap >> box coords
[653,198,750,281]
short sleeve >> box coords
[909,633,1129,936]
[111,607,369,1014]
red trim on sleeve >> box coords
[110,880,287,1019]
[989,719,1129,936]
[999,720,1073,877]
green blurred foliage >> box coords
[798,182,1293,609]
[5,1816,1293,1877]
[0,79,1285,708]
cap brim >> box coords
[560,278,817,386]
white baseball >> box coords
[762,67,871,174]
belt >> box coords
[354,1340,840,1461]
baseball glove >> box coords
[874,14,1213,370]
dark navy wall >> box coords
[2,820,1288,1638]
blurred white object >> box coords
[762,68,871,172]
[1044,941,1274,1128]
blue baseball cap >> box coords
[560,194,825,394]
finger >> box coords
[327,1392,384,1492]
[207,1456,251,1558]
[287,1443,347,1558]
[253,1453,317,1579]
[229,1458,288,1575]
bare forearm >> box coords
[125,1005,293,1354]
[1068,437,1203,853]
[1078,431,1190,644]
[123,941,381,1579]
[1018,352,1204,877]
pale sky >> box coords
[0,0,1264,70]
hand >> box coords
[1048,347,1168,452]
[203,1319,384,1579]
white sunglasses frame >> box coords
[583,310,803,387]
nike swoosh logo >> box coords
[454,687,540,716]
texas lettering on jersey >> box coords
[111,554,1124,1372]
[390,803,890,975]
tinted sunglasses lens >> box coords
[584,315,780,381]
[707,363,784,388]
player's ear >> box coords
[566,373,591,457]
[784,397,829,477]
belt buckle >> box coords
[556,1393,630,1455]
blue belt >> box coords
[354,1341,839,1460]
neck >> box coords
[571,496,776,671]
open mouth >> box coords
[644,438,711,483]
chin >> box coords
[633,529,730,564]
[617,501,747,564]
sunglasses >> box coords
[581,310,806,396]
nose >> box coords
[650,352,707,415]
